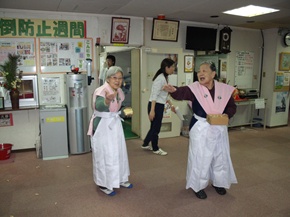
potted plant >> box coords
[0,53,23,109]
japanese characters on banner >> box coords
[0,18,86,38]
[0,18,91,73]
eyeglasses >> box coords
[110,76,123,81]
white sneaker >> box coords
[153,148,167,156]
[120,182,133,188]
[99,187,116,196]
[141,145,153,151]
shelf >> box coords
[0,106,39,113]
[228,98,267,130]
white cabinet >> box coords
[0,108,40,150]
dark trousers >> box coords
[144,102,164,151]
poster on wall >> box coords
[39,38,93,73]
[111,17,130,44]
[274,72,290,92]
[275,92,288,113]
[0,113,13,127]
[0,38,36,73]
[219,59,227,83]
[184,55,194,72]
[40,77,62,104]
[185,73,192,85]
[163,102,172,118]
[234,51,254,89]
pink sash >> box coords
[188,80,234,114]
[87,82,124,136]
[91,82,124,112]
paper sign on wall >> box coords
[255,98,265,109]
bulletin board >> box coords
[234,51,254,89]
[39,38,93,73]
[274,71,290,92]
[0,38,37,73]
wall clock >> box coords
[284,32,290,46]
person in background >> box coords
[99,55,116,85]
[163,61,237,199]
[87,66,132,196]
[141,58,176,156]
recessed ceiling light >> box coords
[223,5,279,17]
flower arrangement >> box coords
[0,53,23,91]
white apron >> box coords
[91,111,130,190]
[186,114,237,192]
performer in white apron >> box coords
[87,66,132,196]
[163,61,237,199]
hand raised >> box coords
[105,90,117,105]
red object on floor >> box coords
[0,143,13,160]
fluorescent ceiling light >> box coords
[223,5,279,17]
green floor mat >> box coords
[122,119,139,140]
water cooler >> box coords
[66,73,90,154]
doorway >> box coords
[99,46,139,139]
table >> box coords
[229,98,267,130]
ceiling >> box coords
[1,0,290,30]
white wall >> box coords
[262,28,290,127]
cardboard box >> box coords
[206,114,229,125]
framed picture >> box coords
[184,55,194,72]
[111,17,130,44]
[279,52,290,71]
[0,113,13,127]
[151,18,180,42]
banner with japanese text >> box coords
[0,18,86,38]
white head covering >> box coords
[106,66,123,79]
